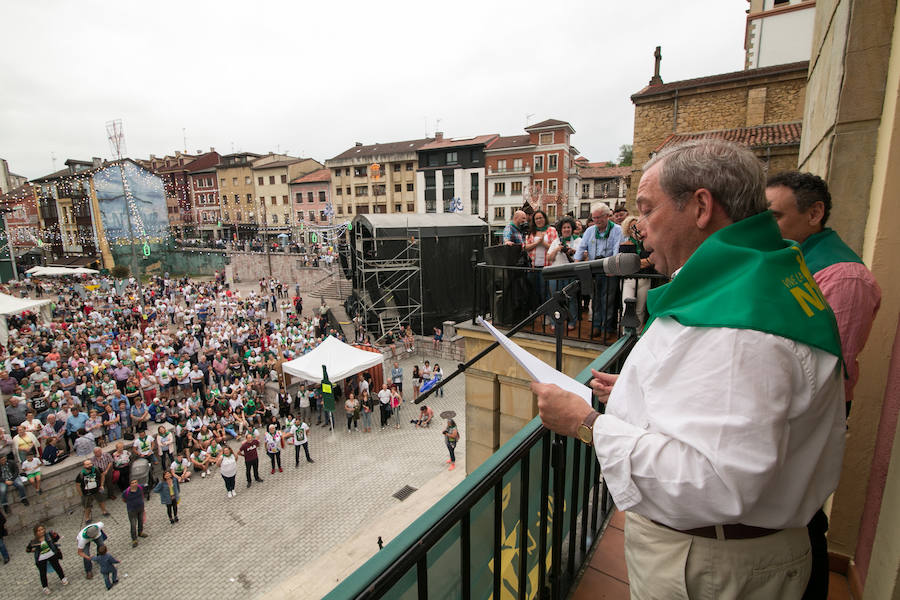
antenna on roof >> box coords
[526,113,535,126]
[106,119,126,159]
[182,127,187,153]
[435,118,442,134]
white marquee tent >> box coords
[0,293,52,347]
[26,266,99,276]
[281,336,384,383]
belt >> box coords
[651,520,781,540]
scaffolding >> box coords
[351,224,423,341]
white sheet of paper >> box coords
[477,317,593,406]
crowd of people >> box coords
[503,203,658,340]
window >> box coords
[539,132,554,145]
[394,204,401,213]
[296,192,303,202]
[446,151,458,165]
[424,172,436,213]
[494,206,505,220]
[280,175,287,184]
[357,205,370,214]
[355,186,369,197]
[318,191,326,202]
[282,195,289,204]
[354,166,367,177]
[406,162,413,170]
[308,191,314,202]
[534,155,544,173]
[297,211,304,221]
[373,184,386,196]
[511,181,523,195]
[337,205,343,215]
[320,210,327,220]
[245,176,251,185]
[548,154,558,171]
[580,203,590,218]
[428,153,439,167]
[272,214,278,224]
[393,163,401,172]
[470,149,480,164]
[494,182,506,195]
[257,177,264,185]
[334,168,342,177]
[336,187,342,196]
[308,211,316,221]
[497,159,507,172]
[345,168,350,176]
[345,187,351,195]
[284,212,290,224]
[269,176,275,185]
[406,183,414,191]
[220,178,225,186]
[374,204,387,214]
[442,169,455,212]
[259,196,265,205]
[222,195,228,205]
[246,193,252,202]
[533,180,544,193]
[271,196,277,205]
[546,204,556,219]
[407,203,414,212]
[547,179,558,193]
[513,158,523,171]
[394,183,402,192]
[236,211,242,221]
[347,205,353,214]
[471,172,479,214]
[582,183,590,197]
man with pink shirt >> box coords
[767,171,881,599]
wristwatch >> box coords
[577,411,601,446]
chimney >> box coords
[92,157,103,168]
[355,142,363,147]
[435,131,444,141]
[210,147,215,152]
[150,154,156,160]
[175,151,182,157]
[196,149,201,155]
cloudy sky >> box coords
[1,0,748,179]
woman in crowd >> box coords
[111,441,131,493]
[442,418,460,471]
[344,392,360,432]
[152,470,181,524]
[360,389,374,433]
[544,216,581,332]
[264,424,283,474]
[525,209,558,313]
[26,523,68,593]
[412,365,421,400]
[156,425,175,471]
[220,445,238,498]
[617,215,654,331]
[390,385,403,430]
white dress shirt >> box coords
[594,317,845,530]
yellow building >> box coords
[325,138,432,222]
[215,152,261,241]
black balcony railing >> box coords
[474,260,666,343]
[324,330,638,599]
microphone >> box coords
[542,252,641,280]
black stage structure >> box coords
[344,213,488,340]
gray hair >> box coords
[644,139,767,222]
[590,203,612,216]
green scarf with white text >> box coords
[645,211,842,358]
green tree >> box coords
[617,144,633,166]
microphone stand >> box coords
[414,279,581,404]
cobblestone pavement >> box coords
[0,353,465,599]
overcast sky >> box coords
[1,0,748,180]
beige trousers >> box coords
[624,512,811,600]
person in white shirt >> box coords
[219,446,238,497]
[21,451,44,494]
[532,140,846,599]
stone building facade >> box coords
[627,60,808,207]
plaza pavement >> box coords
[0,352,466,599]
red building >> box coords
[150,150,220,239]
[0,183,42,269]
[188,167,221,240]
[290,168,331,242]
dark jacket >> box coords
[0,460,19,482]
[26,531,62,565]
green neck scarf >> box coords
[535,223,549,232]
[595,220,613,240]
[646,212,842,358]
[799,228,863,274]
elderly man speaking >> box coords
[533,139,845,599]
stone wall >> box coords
[229,252,336,288]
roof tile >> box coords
[653,122,803,152]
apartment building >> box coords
[189,167,221,240]
[251,155,323,239]
[29,159,99,261]
[576,164,630,218]
[289,168,331,242]
[326,138,433,222]
[415,133,497,217]
[215,152,261,241]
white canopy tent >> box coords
[25,266,99,276]
[0,293,52,347]
[281,336,384,383]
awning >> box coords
[281,336,384,382]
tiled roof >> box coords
[580,165,632,179]
[486,135,533,150]
[251,159,302,170]
[329,138,434,161]
[632,61,809,100]
[291,168,331,184]
[0,183,34,202]
[525,118,574,132]
[418,134,499,150]
[653,122,802,153]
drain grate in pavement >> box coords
[392,485,418,501]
